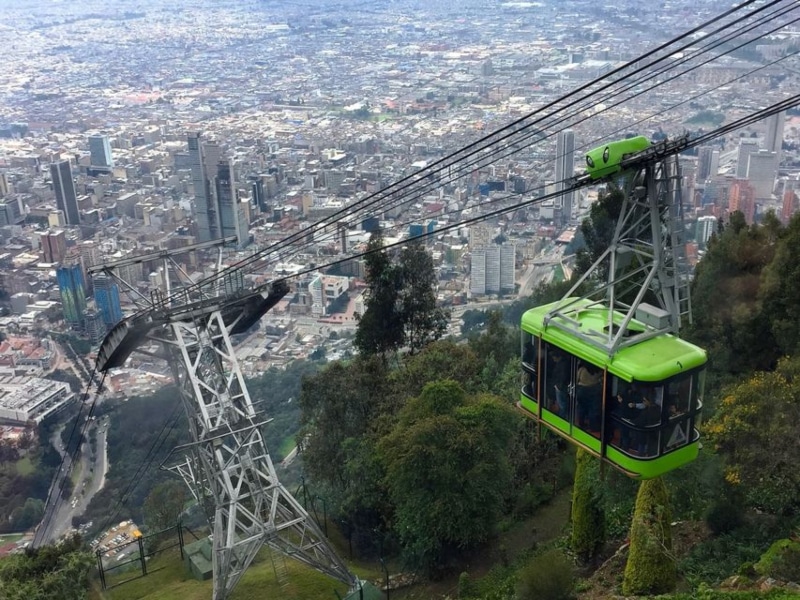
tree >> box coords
[398,241,449,354]
[704,356,800,515]
[144,480,187,532]
[0,535,93,600]
[574,184,625,279]
[298,356,395,551]
[759,211,800,355]
[354,229,404,357]
[570,449,605,562]
[622,478,676,595]
[379,381,517,572]
[688,212,781,378]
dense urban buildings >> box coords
[0,0,796,369]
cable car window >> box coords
[586,155,595,168]
[602,146,610,163]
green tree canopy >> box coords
[144,480,187,532]
[0,535,93,600]
[354,229,405,357]
[379,380,517,572]
[705,356,800,515]
[398,241,449,354]
[688,211,781,377]
[759,211,800,356]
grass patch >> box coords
[278,436,296,460]
[0,533,24,544]
[91,542,353,600]
[15,455,35,476]
[552,264,565,284]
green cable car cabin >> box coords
[519,299,706,479]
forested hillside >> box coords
[296,213,800,598]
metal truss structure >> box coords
[91,241,357,599]
[547,151,692,355]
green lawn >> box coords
[278,436,296,459]
[0,533,24,544]
[91,544,351,600]
[15,456,35,476]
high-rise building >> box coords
[188,132,215,242]
[781,189,797,224]
[695,216,718,249]
[746,150,778,199]
[735,140,759,179]
[56,264,87,327]
[50,160,80,226]
[470,244,516,296]
[215,160,249,248]
[0,173,10,197]
[93,273,123,329]
[729,180,756,224]
[697,146,720,182]
[765,110,785,160]
[40,230,67,263]
[88,134,114,169]
[555,129,575,226]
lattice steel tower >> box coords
[90,238,357,599]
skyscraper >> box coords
[735,139,759,179]
[215,160,249,248]
[697,146,719,182]
[93,273,123,329]
[765,110,785,158]
[40,230,67,264]
[695,216,717,249]
[470,244,516,296]
[555,129,575,226]
[56,264,87,327]
[188,132,215,242]
[88,134,114,169]
[50,160,80,226]
[746,150,778,199]
[729,180,756,224]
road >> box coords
[37,418,109,544]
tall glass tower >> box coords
[50,160,80,226]
[556,129,575,226]
[93,273,123,329]
[56,264,87,327]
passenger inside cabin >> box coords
[550,352,570,418]
[575,362,602,431]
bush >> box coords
[623,478,676,595]
[705,497,744,535]
[755,539,800,581]
[571,449,605,561]
[516,548,574,600]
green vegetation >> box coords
[515,548,575,600]
[623,478,676,595]
[0,535,93,600]
[686,110,726,126]
[91,544,350,600]
[14,456,34,476]
[355,233,448,357]
[570,449,605,562]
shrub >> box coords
[705,497,744,535]
[570,449,605,561]
[516,548,575,600]
[622,478,676,595]
[755,539,800,581]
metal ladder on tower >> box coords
[666,161,693,329]
[269,545,291,592]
